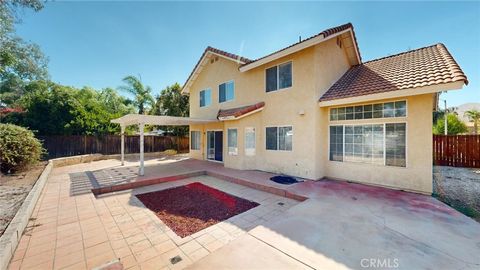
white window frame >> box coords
[190,130,201,150]
[199,88,212,108]
[245,127,256,156]
[329,100,408,122]
[219,80,235,103]
[265,61,293,93]
[265,125,293,152]
[227,128,238,156]
[328,121,407,168]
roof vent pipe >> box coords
[299,36,302,42]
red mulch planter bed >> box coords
[136,182,259,237]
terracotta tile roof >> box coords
[206,46,252,64]
[217,102,265,120]
[319,43,468,102]
[182,46,252,92]
[242,23,361,67]
[183,23,359,93]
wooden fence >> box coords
[38,135,189,159]
[433,135,480,168]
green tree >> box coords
[433,113,468,135]
[464,110,480,135]
[17,81,80,135]
[4,81,135,135]
[0,0,49,106]
[151,83,189,136]
[72,87,135,135]
[118,75,154,114]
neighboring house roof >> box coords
[182,46,252,94]
[240,22,361,71]
[0,107,24,115]
[319,43,468,102]
[217,102,265,121]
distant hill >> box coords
[452,103,480,127]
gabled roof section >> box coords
[181,46,252,94]
[319,43,468,103]
[239,23,361,72]
[217,102,265,121]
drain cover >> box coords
[170,256,182,265]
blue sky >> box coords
[17,1,479,106]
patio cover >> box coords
[111,114,217,175]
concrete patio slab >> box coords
[185,234,311,270]
[248,197,480,270]
[7,156,480,270]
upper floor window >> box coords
[219,81,235,103]
[330,100,406,121]
[266,62,292,92]
[200,88,211,107]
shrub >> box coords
[163,149,178,156]
[433,113,468,135]
[0,124,44,173]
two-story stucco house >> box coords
[181,23,468,194]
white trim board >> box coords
[318,81,465,107]
[240,29,357,72]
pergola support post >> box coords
[139,122,145,176]
[121,125,125,166]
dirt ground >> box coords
[433,165,480,221]
[0,162,47,236]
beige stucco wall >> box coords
[186,38,435,194]
[322,94,434,194]
[187,38,352,179]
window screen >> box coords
[278,62,292,89]
[219,81,234,103]
[228,128,238,155]
[190,131,201,150]
[245,127,255,156]
[266,127,277,150]
[279,126,292,151]
[266,66,277,92]
[385,123,406,167]
[329,126,343,161]
[200,89,211,107]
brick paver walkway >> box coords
[8,159,298,270]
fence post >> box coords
[83,135,87,155]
